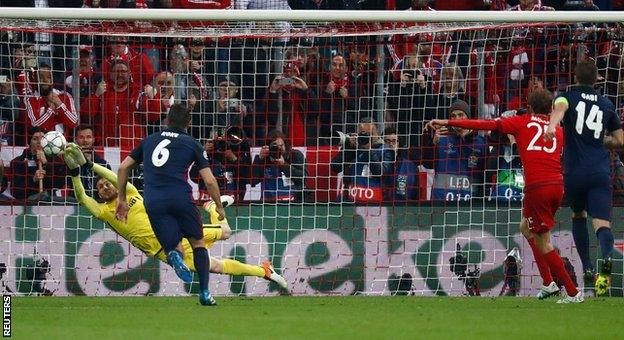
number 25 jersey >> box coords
[496,114,564,189]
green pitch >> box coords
[12,296,624,339]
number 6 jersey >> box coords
[555,85,622,177]
[129,127,210,202]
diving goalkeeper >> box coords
[63,143,288,290]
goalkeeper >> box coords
[63,143,287,290]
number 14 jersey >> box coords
[555,85,621,177]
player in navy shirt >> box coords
[115,104,225,306]
[545,60,624,296]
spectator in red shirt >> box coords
[268,61,315,147]
[24,64,78,139]
[12,43,38,100]
[101,36,155,88]
[65,46,102,121]
[83,59,158,150]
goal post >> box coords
[0,9,622,297]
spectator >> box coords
[383,127,420,202]
[11,42,38,99]
[330,117,393,203]
[268,60,316,147]
[386,55,429,148]
[426,100,487,201]
[24,64,78,139]
[83,59,150,149]
[0,76,19,145]
[186,37,217,91]
[507,76,545,111]
[208,77,250,137]
[199,126,252,202]
[136,70,175,135]
[9,127,67,201]
[425,62,467,120]
[467,38,501,120]
[168,43,211,140]
[73,124,111,199]
[252,129,306,202]
[318,54,358,145]
[65,45,102,120]
[101,36,155,88]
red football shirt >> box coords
[448,114,564,188]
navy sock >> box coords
[596,227,614,260]
[193,247,209,291]
[572,217,593,271]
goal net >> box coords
[0,9,622,297]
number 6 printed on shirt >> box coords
[152,139,171,167]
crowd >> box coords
[0,0,623,204]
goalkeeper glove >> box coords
[65,143,88,167]
[64,143,92,176]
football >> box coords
[41,131,67,156]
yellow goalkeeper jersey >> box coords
[72,164,162,257]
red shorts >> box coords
[523,184,564,234]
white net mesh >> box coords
[0,12,622,297]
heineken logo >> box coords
[0,205,621,296]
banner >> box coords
[0,205,622,297]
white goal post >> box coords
[0,8,622,298]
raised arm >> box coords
[425,119,498,132]
[545,97,568,141]
[70,173,103,217]
[63,144,103,217]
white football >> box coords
[41,131,67,156]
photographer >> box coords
[423,100,486,201]
[252,129,306,202]
[330,117,394,203]
[201,126,252,202]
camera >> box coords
[278,77,295,85]
[357,131,372,147]
[25,256,53,296]
[449,243,481,296]
[214,126,245,153]
[449,243,468,277]
[402,69,420,80]
[227,98,240,112]
[269,140,282,160]
[500,247,522,296]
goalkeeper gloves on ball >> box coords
[63,143,90,176]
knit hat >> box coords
[449,100,470,116]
